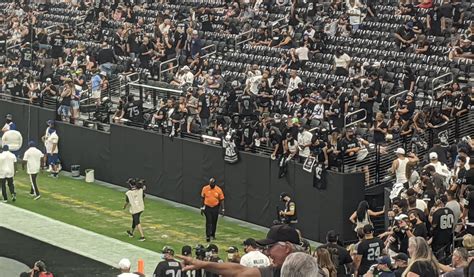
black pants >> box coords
[132,212,142,229]
[29,174,40,196]
[204,205,219,238]
[1,178,15,200]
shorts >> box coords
[71,100,80,109]
[58,105,70,117]
[47,153,60,165]
[91,89,101,99]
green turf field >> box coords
[7,171,267,255]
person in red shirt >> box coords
[201,178,225,242]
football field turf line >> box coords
[7,171,267,256]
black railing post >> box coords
[153,90,157,108]
[125,83,130,96]
[375,144,380,185]
[139,85,143,102]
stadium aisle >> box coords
[0,203,161,276]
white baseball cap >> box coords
[395,214,408,221]
[429,152,438,160]
[394,148,405,155]
[118,258,131,270]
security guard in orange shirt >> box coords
[201,178,225,242]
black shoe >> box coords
[206,237,211,242]
[12,194,16,202]
[211,236,216,240]
[126,230,134,238]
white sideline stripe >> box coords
[0,203,160,276]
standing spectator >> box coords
[97,41,116,76]
[315,247,337,277]
[23,141,43,200]
[50,27,65,65]
[347,0,362,31]
[297,125,313,163]
[0,145,16,202]
[279,192,298,227]
[350,200,384,231]
[201,178,225,242]
[124,178,146,242]
[407,210,428,238]
[371,113,387,144]
[445,190,461,226]
[197,88,210,133]
[57,80,72,122]
[90,70,103,106]
[190,30,202,59]
[45,126,60,178]
[153,246,182,277]
[398,92,416,121]
[240,238,271,268]
[353,225,385,277]
[427,4,442,36]
[403,237,439,276]
[334,49,351,76]
[318,230,353,277]
[430,196,455,260]
[118,258,140,277]
[390,148,419,185]
[1,114,16,134]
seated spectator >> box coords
[394,21,416,51]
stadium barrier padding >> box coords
[1,99,364,242]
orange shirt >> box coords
[201,185,224,207]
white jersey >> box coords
[395,158,408,184]
[45,131,59,154]
[240,250,271,268]
[23,147,44,175]
[0,151,17,178]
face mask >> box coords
[6,119,11,123]
[348,134,354,139]
[410,219,417,225]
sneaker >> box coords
[2,200,7,203]
[126,230,134,238]
[206,237,211,242]
[138,237,146,242]
[12,194,16,202]
[30,192,35,197]
[34,195,41,200]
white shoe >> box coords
[34,195,41,200]
[2,200,7,203]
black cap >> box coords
[363,224,374,234]
[182,245,192,256]
[326,230,338,243]
[256,224,301,246]
[393,253,409,262]
[162,246,174,255]
[226,246,238,253]
[280,192,290,200]
[243,238,257,248]
[207,244,218,253]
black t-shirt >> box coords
[373,121,388,144]
[431,207,455,246]
[97,48,115,64]
[395,27,414,44]
[409,260,439,276]
[310,140,326,163]
[318,243,353,277]
[413,222,428,238]
[465,189,474,223]
[400,100,416,121]
[50,33,65,51]
[113,33,124,56]
[428,9,442,34]
[359,87,375,111]
[153,259,182,277]
[289,88,307,103]
[357,237,384,275]
[239,94,256,116]
[454,94,471,111]
[339,137,358,156]
[138,44,151,64]
[127,33,140,53]
[198,94,210,119]
[123,100,143,122]
[199,12,213,32]
[270,132,283,155]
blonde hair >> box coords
[402,237,439,277]
[315,248,337,277]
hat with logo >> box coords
[395,214,408,221]
[429,152,438,160]
[256,224,301,246]
[226,246,239,253]
[182,245,192,256]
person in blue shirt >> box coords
[1,114,16,135]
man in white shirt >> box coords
[297,125,313,163]
[0,145,17,202]
[45,127,60,178]
[294,42,309,64]
[23,141,44,200]
[240,238,270,268]
[426,152,450,186]
[117,258,140,277]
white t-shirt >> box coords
[415,199,427,213]
[334,54,351,68]
[287,76,302,93]
[183,71,194,85]
[117,273,140,277]
[240,250,271,268]
[46,132,59,154]
[23,147,44,175]
[297,131,313,158]
[348,6,362,25]
[0,151,17,178]
[295,47,309,61]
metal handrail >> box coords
[431,72,453,93]
[235,29,254,48]
[159,44,216,81]
[388,90,408,111]
[344,108,367,128]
